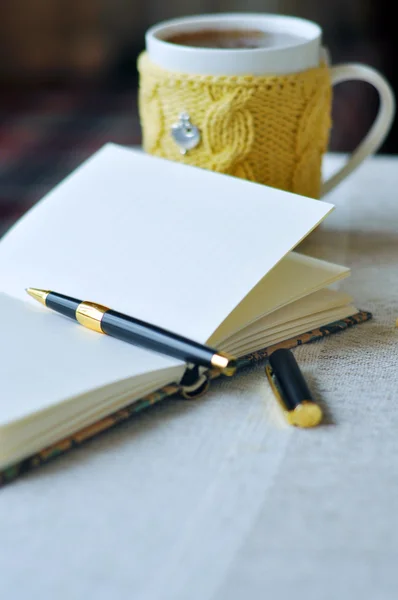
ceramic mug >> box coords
[139,13,395,198]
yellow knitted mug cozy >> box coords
[138,52,332,199]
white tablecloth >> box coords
[2,154,398,600]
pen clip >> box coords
[265,362,289,414]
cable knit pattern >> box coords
[138,52,332,199]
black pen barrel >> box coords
[46,292,81,319]
[101,309,216,367]
[27,288,236,376]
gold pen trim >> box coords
[26,288,50,306]
[75,301,109,333]
[211,351,237,376]
[265,363,322,428]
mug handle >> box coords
[321,63,395,197]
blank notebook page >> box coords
[0,293,183,427]
[0,144,334,344]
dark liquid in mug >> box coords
[164,29,305,49]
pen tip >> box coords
[26,288,49,306]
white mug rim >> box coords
[145,13,322,75]
[146,13,321,56]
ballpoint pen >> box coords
[265,348,323,428]
[26,288,237,377]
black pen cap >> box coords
[268,348,322,427]
[268,348,313,410]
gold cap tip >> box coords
[289,401,323,428]
[211,352,237,376]
[26,288,49,306]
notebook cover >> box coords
[0,310,371,487]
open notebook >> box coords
[0,144,369,481]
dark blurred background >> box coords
[0,0,396,234]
